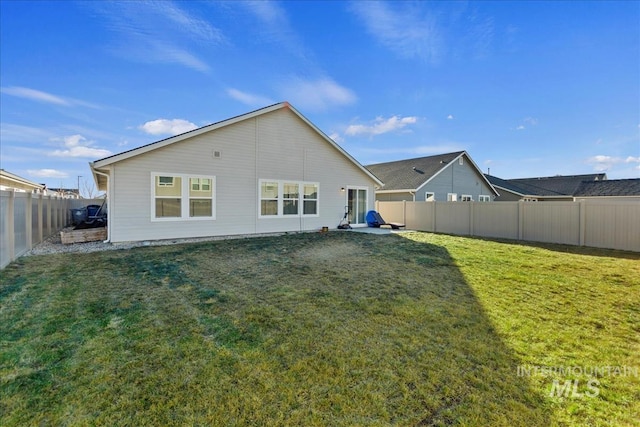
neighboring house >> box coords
[46,188,81,199]
[485,173,607,201]
[366,151,499,202]
[573,178,640,202]
[0,169,45,193]
[90,102,382,243]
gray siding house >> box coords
[90,102,382,243]
[366,151,498,202]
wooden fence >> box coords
[376,200,640,252]
[0,190,102,269]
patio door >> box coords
[347,188,368,226]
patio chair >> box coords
[365,210,405,230]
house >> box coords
[46,188,81,199]
[366,151,499,202]
[485,173,607,201]
[0,169,45,193]
[90,102,382,243]
[573,178,640,202]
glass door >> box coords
[347,188,367,225]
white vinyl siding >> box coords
[259,179,319,218]
[100,107,377,242]
[152,173,215,221]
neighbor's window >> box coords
[259,180,319,217]
[303,183,318,214]
[461,195,473,202]
[479,195,491,202]
[425,192,435,201]
[283,183,299,215]
[155,175,182,217]
[153,173,215,220]
[260,181,279,216]
[447,193,458,202]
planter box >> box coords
[60,227,107,244]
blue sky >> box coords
[1,1,639,193]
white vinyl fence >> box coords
[0,190,103,269]
[377,200,640,252]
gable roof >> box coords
[365,151,498,195]
[91,102,382,188]
[486,173,607,197]
[0,169,45,192]
[573,179,640,197]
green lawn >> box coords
[1,231,638,426]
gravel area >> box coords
[24,227,294,257]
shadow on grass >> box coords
[0,232,553,426]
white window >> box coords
[461,195,473,202]
[447,193,458,202]
[259,180,319,217]
[425,192,435,201]
[152,173,215,220]
[479,195,491,202]
[283,183,300,215]
[303,184,318,215]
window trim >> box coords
[151,173,216,222]
[258,179,320,218]
[425,192,435,202]
[461,194,473,202]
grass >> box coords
[1,231,638,426]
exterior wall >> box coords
[375,191,414,202]
[107,108,377,242]
[416,156,495,202]
[493,189,523,202]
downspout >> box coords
[410,191,416,202]
[92,169,111,243]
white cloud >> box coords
[345,116,418,137]
[227,88,274,107]
[447,114,454,120]
[1,86,69,105]
[91,1,223,73]
[1,86,100,108]
[584,155,640,172]
[27,169,69,179]
[350,1,443,63]
[279,77,356,111]
[329,133,343,143]
[140,119,198,136]
[50,134,112,158]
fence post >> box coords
[469,201,474,236]
[26,192,33,250]
[579,199,586,246]
[402,200,407,227]
[518,201,524,241]
[37,193,43,243]
[432,201,437,232]
[7,190,15,264]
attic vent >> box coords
[213,150,221,159]
[459,157,464,165]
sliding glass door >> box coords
[347,188,368,225]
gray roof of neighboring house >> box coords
[486,173,607,197]
[366,151,466,191]
[573,179,640,197]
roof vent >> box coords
[213,150,221,159]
